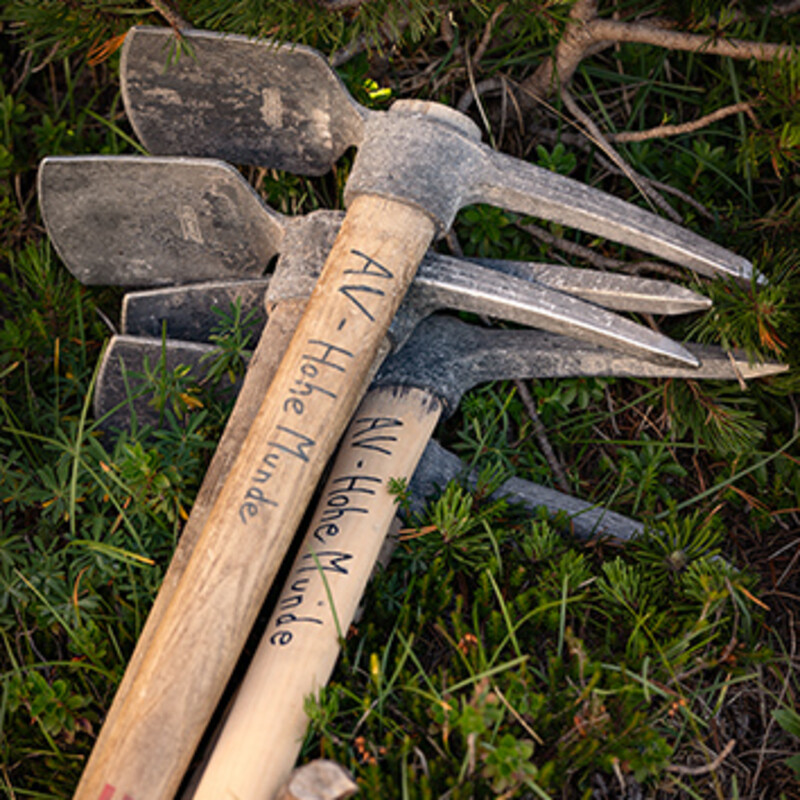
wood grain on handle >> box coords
[80,297,308,787]
[192,385,442,800]
[74,196,436,800]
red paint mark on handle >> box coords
[98,784,134,800]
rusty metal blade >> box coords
[121,27,366,175]
[38,155,284,286]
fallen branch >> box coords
[533,128,717,220]
[474,3,507,66]
[518,0,794,105]
[561,88,682,223]
[147,0,189,31]
[514,379,571,494]
[609,101,758,143]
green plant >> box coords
[1,1,798,795]
[459,204,529,259]
[535,142,578,176]
[772,706,800,779]
[200,299,261,386]
[301,478,771,795]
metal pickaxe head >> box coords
[39,155,709,366]
[373,316,788,414]
[122,27,754,283]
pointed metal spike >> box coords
[97,324,786,434]
[410,258,700,368]
[472,258,712,315]
[374,317,787,413]
[691,346,789,380]
[475,151,754,282]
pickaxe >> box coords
[95,316,783,800]
[42,24,761,798]
[39,155,706,362]
[39,155,709,798]
[40,155,713,799]
[93,314,785,799]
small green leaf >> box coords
[773,707,800,739]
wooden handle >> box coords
[74,196,435,800]
[192,385,441,800]
[91,297,307,749]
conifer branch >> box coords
[517,0,795,105]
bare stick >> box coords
[516,220,685,280]
[533,128,716,220]
[610,102,756,143]
[146,0,189,31]
[514,379,571,494]
[561,88,682,224]
[666,739,736,776]
[474,3,508,66]
[591,20,793,61]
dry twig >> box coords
[147,0,189,31]
[561,88,682,223]
[667,739,737,776]
[533,128,717,220]
[514,380,571,494]
[473,3,507,66]
[610,102,758,143]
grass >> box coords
[304,506,769,796]
[1,2,799,797]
